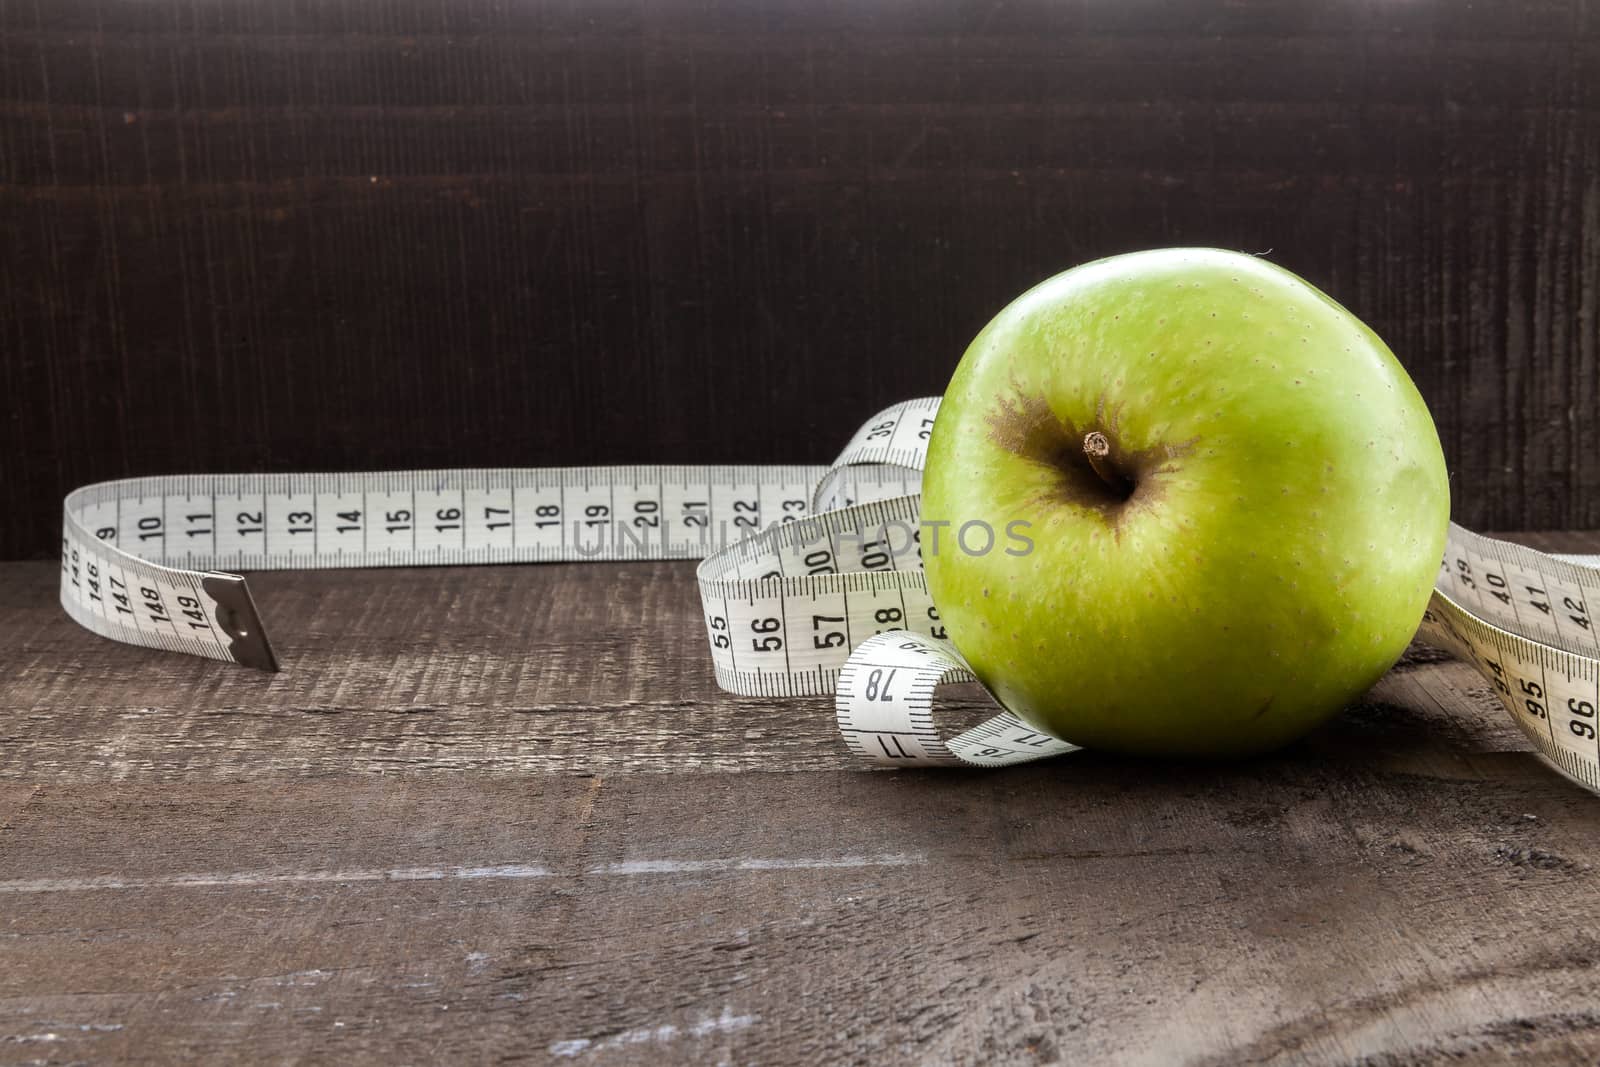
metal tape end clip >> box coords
[200,572,279,672]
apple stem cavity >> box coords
[1083,432,1134,499]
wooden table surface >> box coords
[5,534,1600,1065]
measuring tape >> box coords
[57,397,1600,786]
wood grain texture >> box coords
[3,1,1599,560]
[6,533,1600,1063]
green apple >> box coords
[922,248,1450,757]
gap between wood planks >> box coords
[0,852,927,895]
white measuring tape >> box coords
[57,397,1600,786]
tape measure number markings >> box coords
[61,463,837,670]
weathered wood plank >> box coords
[1,766,1598,1064]
[6,537,1600,1063]
[2,559,854,777]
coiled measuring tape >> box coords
[57,397,1600,787]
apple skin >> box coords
[922,248,1450,757]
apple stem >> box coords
[1082,432,1129,494]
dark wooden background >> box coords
[2,1,1598,560]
